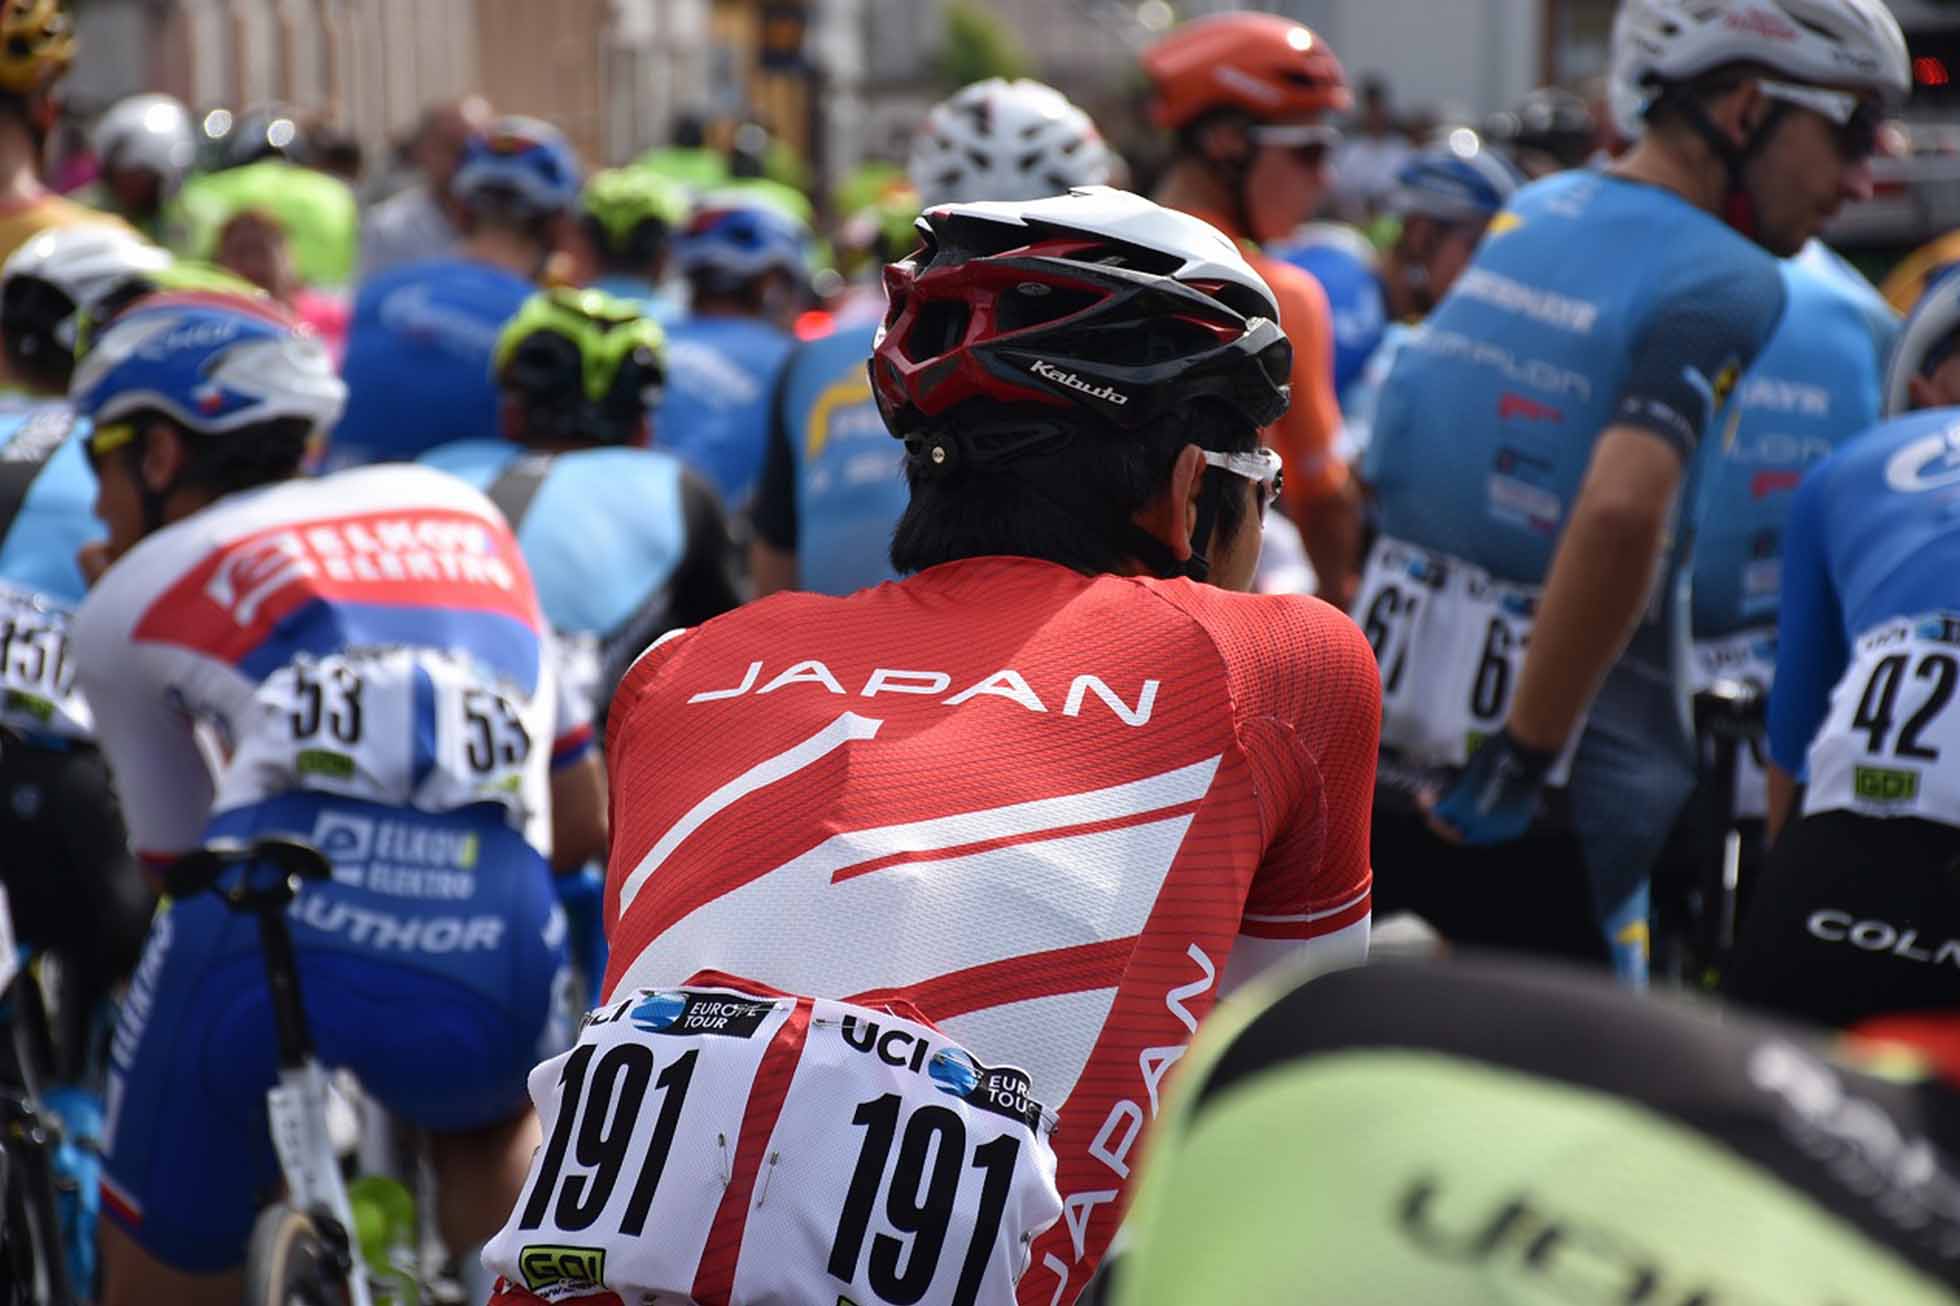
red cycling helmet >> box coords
[1142,12,1350,131]
[869,186,1291,446]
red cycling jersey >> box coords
[602,555,1378,1302]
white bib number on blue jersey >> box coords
[0,581,91,740]
[1356,536,1580,784]
[1807,614,1960,825]
[484,982,1061,1306]
[216,647,549,831]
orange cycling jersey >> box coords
[1182,206,1346,507]
[602,555,1379,1303]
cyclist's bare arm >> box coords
[550,750,608,873]
[1766,761,1799,846]
[1500,426,1682,752]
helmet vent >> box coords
[903,299,971,362]
[995,285,1100,334]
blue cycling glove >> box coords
[555,864,610,1007]
[42,1084,104,1295]
[1427,729,1556,846]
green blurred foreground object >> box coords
[174,159,360,288]
[1109,957,1960,1305]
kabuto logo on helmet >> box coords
[1029,359,1129,406]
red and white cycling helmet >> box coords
[870,186,1291,444]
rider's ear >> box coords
[138,421,189,493]
[1197,117,1252,166]
[1720,80,1768,142]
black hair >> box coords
[0,275,78,392]
[1639,62,1767,136]
[460,183,560,248]
[889,399,1258,577]
[121,411,314,501]
[581,214,673,279]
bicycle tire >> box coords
[242,1204,354,1306]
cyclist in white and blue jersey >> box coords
[70,290,596,1303]
[1726,269,1960,1029]
[1357,0,1906,983]
[750,77,1113,597]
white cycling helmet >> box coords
[1884,267,1960,418]
[908,78,1114,209]
[93,93,197,196]
[1,224,171,380]
[1608,0,1910,140]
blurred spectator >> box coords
[358,94,492,280]
[213,209,349,360]
[310,123,364,187]
[46,113,93,194]
[1332,76,1412,220]
[1483,87,1598,178]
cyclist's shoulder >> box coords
[1130,578,1376,700]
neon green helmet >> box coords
[492,287,666,446]
[580,168,690,263]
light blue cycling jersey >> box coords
[1767,407,1960,777]
[1364,170,1786,924]
[1339,320,1413,463]
[588,273,685,329]
[331,256,533,467]
[752,323,905,596]
[654,315,795,509]
[0,404,98,606]
[1690,242,1896,643]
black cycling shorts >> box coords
[1726,810,1960,1029]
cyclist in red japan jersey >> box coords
[482,187,1380,1306]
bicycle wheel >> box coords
[243,1203,355,1306]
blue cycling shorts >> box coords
[99,794,572,1273]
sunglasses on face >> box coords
[1756,80,1885,162]
[1201,446,1285,517]
[1247,123,1342,168]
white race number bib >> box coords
[216,646,550,831]
[1806,613,1960,825]
[1355,535,1581,783]
[0,580,91,740]
[485,977,1062,1306]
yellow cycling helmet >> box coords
[0,0,74,97]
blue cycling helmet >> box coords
[1269,223,1385,394]
[452,115,583,218]
[1392,135,1526,224]
[70,290,347,437]
[672,195,814,287]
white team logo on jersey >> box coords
[1885,421,1960,494]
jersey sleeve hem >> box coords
[1239,877,1372,940]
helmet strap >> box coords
[124,429,176,537]
[1122,463,1229,583]
[1672,90,1787,242]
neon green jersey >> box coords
[1109,959,1960,1305]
